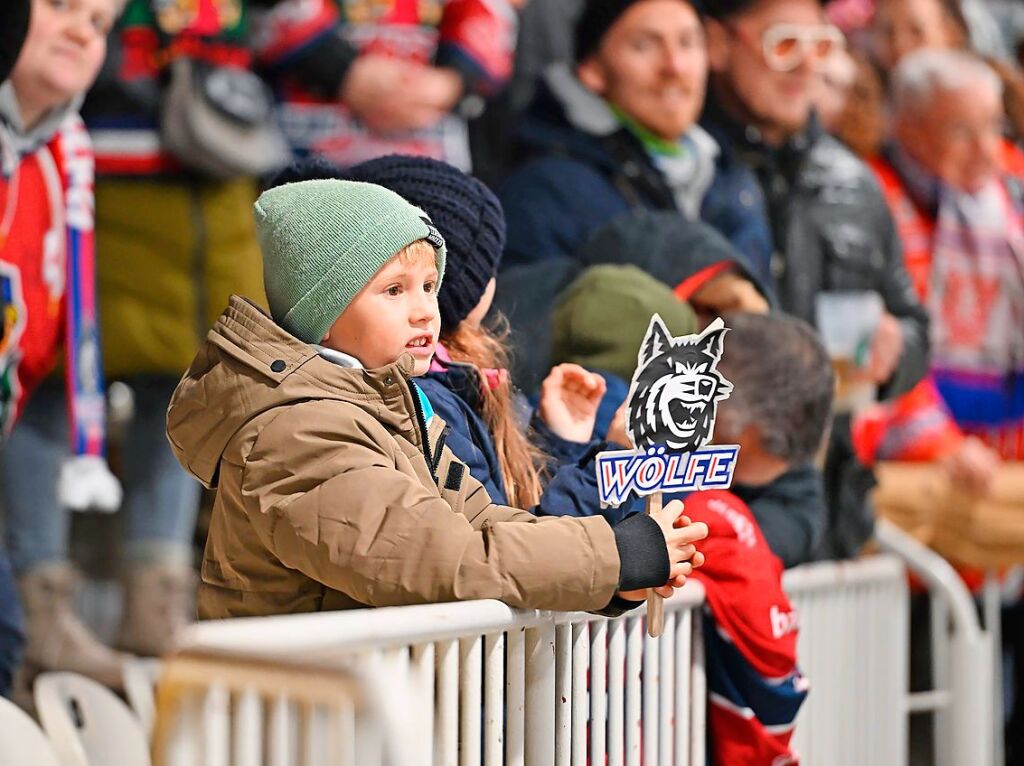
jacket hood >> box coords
[0,81,83,174]
[517,64,619,170]
[166,296,422,489]
[578,209,775,303]
[539,64,621,138]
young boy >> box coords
[168,179,706,618]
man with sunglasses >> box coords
[498,0,772,283]
[698,0,930,560]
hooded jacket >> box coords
[168,297,667,619]
[498,65,773,280]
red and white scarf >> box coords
[929,179,1024,377]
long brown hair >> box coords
[442,318,545,508]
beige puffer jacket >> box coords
[167,297,626,619]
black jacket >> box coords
[733,465,826,569]
[701,100,930,400]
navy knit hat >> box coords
[346,155,506,332]
[575,0,695,62]
[1,0,31,83]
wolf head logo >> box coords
[626,315,733,452]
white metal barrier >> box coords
[875,518,995,766]
[154,588,708,766]
[784,554,909,765]
[151,533,994,766]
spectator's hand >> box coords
[539,364,606,443]
[618,502,708,601]
[415,66,464,113]
[865,312,903,383]
[942,436,1000,496]
[689,271,769,315]
[340,57,450,133]
[607,400,632,448]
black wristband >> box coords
[611,512,670,592]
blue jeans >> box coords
[0,377,201,575]
[0,551,23,697]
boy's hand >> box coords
[539,364,607,443]
[618,501,708,601]
[415,66,464,113]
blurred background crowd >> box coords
[2,0,1024,762]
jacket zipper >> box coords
[408,379,433,469]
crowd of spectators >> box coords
[2,0,1024,761]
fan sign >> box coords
[597,315,740,507]
[596,444,739,508]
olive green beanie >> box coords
[255,179,447,343]
[551,264,697,381]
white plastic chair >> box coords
[123,657,161,739]
[34,672,151,766]
[0,694,63,766]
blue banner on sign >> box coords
[596,444,741,507]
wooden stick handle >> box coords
[646,492,665,638]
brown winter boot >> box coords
[15,563,130,691]
[117,561,197,657]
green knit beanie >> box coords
[551,264,697,382]
[255,179,447,343]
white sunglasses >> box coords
[755,23,847,73]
